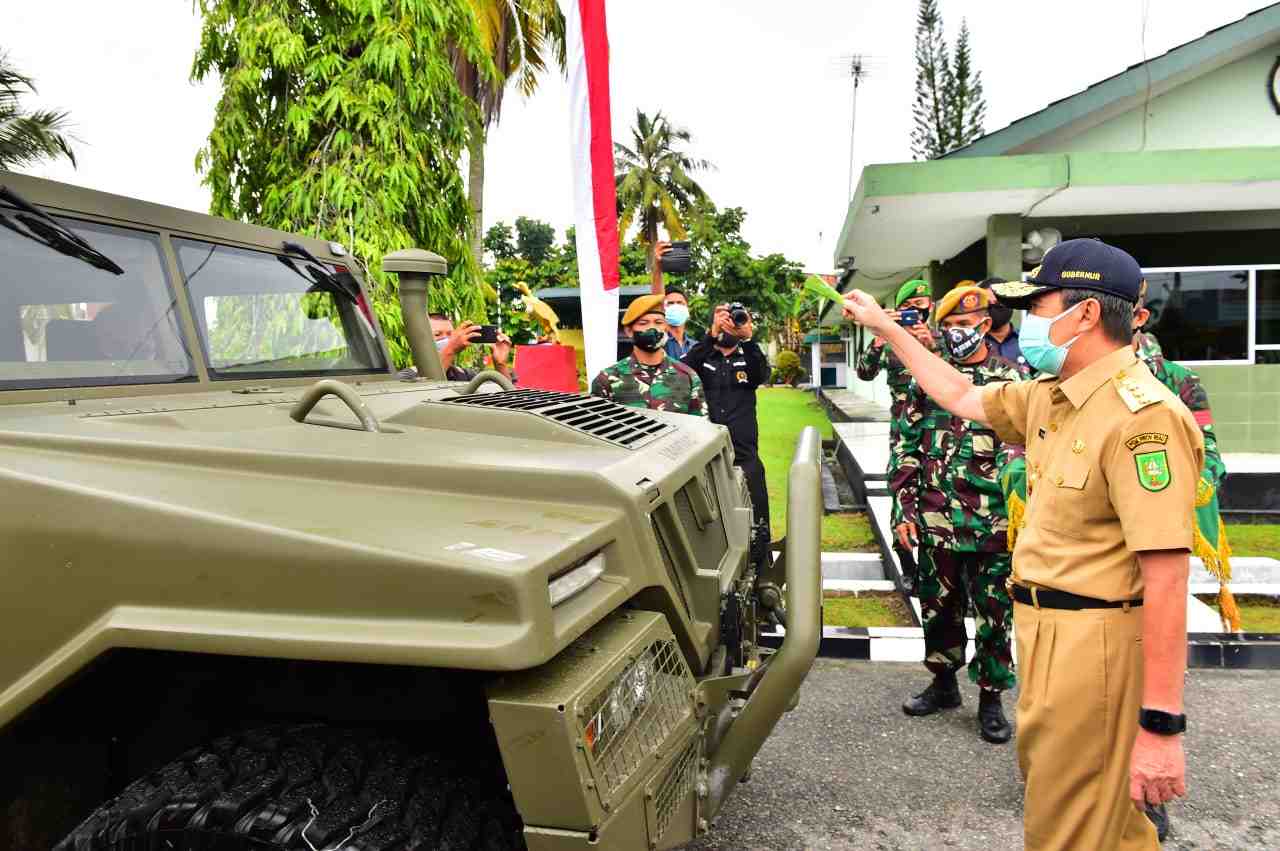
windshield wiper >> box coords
[0,185,125,275]
[279,241,361,302]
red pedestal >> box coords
[514,344,578,392]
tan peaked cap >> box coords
[622,294,666,326]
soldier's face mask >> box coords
[632,327,667,353]
[988,302,1013,329]
[1020,300,1085,376]
[941,320,987,362]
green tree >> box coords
[948,19,986,151]
[614,109,711,258]
[910,0,951,160]
[191,0,490,368]
[484,221,517,260]
[515,215,555,264]
[0,51,76,169]
[453,0,565,267]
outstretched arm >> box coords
[843,290,988,425]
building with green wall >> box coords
[823,4,1280,451]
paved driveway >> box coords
[687,660,1280,850]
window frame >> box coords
[0,214,198,391]
[173,237,388,382]
[1140,264,1266,367]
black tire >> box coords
[55,724,525,850]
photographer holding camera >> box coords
[397,313,513,382]
[682,302,771,565]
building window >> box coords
[1256,270,1280,347]
[1142,269,1249,363]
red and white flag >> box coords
[559,0,620,386]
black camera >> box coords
[728,302,751,327]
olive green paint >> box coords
[0,171,821,845]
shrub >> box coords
[776,349,803,386]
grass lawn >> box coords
[755,388,878,553]
[822,591,913,628]
[1195,595,1280,633]
[1224,524,1280,559]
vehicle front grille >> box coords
[579,638,694,796]
[653,737,700,843]
[443,389,672,448]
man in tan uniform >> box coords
[841,239,1200,851]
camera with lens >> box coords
[728,302,751,327]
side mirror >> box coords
[383,249,448,381]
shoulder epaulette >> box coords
[1112,370,1161,413]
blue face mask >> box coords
[664,303,689,327]
[435,336,450,352]
[1020,301,1084,376]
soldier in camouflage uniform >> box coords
[591,294,705,416]
[891,285,1025,744]
[856,279,936,591]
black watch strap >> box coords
[1139,708,1187,735]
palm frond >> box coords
[0,53,76,168]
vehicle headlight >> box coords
[585,652,656,756]
[548,551,606,607]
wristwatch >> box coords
[1139,708,1187,735]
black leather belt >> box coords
[1010,583,1142,610]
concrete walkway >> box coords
[687,660,1280,851]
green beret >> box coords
[895,279,930,308]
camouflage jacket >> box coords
[1141,351,1226,486]
[855,342,912,390]
[890,351,1026,553]
[590,354,706,416]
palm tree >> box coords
[614,110,711,255]
[0,52,76,169]
[453,0,565,267]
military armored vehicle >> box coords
[0,171,820,850]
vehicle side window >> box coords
[174,239,386,378]
[0,216,193,390]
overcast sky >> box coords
[7,1,1275,272]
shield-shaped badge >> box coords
[1134,450,1171,492]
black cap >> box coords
[991,239,1143,308]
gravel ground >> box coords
[686,660,1280,851]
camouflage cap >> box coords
[895,279,931,307]
[935,285,992,321]
[621,294,666,326]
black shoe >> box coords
[1145,803,1170,842]
[978,690,1012,744]
[902,677,962,716]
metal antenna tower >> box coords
[846,54,869,203]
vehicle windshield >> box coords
[175,238,387,379]
[0,214,194,390]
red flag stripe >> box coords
[578,0,619,291]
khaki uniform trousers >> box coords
[1014,601,1159,851]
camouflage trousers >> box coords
[918,547,1015,692]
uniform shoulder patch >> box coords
[1125,432,1169,451]
[1112,372,1162,413]
[1135,449,1172,492]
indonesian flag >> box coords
[560,0,620,386]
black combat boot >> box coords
[902,672,962,716]
[978,689,1012,744]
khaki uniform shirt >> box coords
[981,346,1204,601]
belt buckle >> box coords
[1005,577,1015,595]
